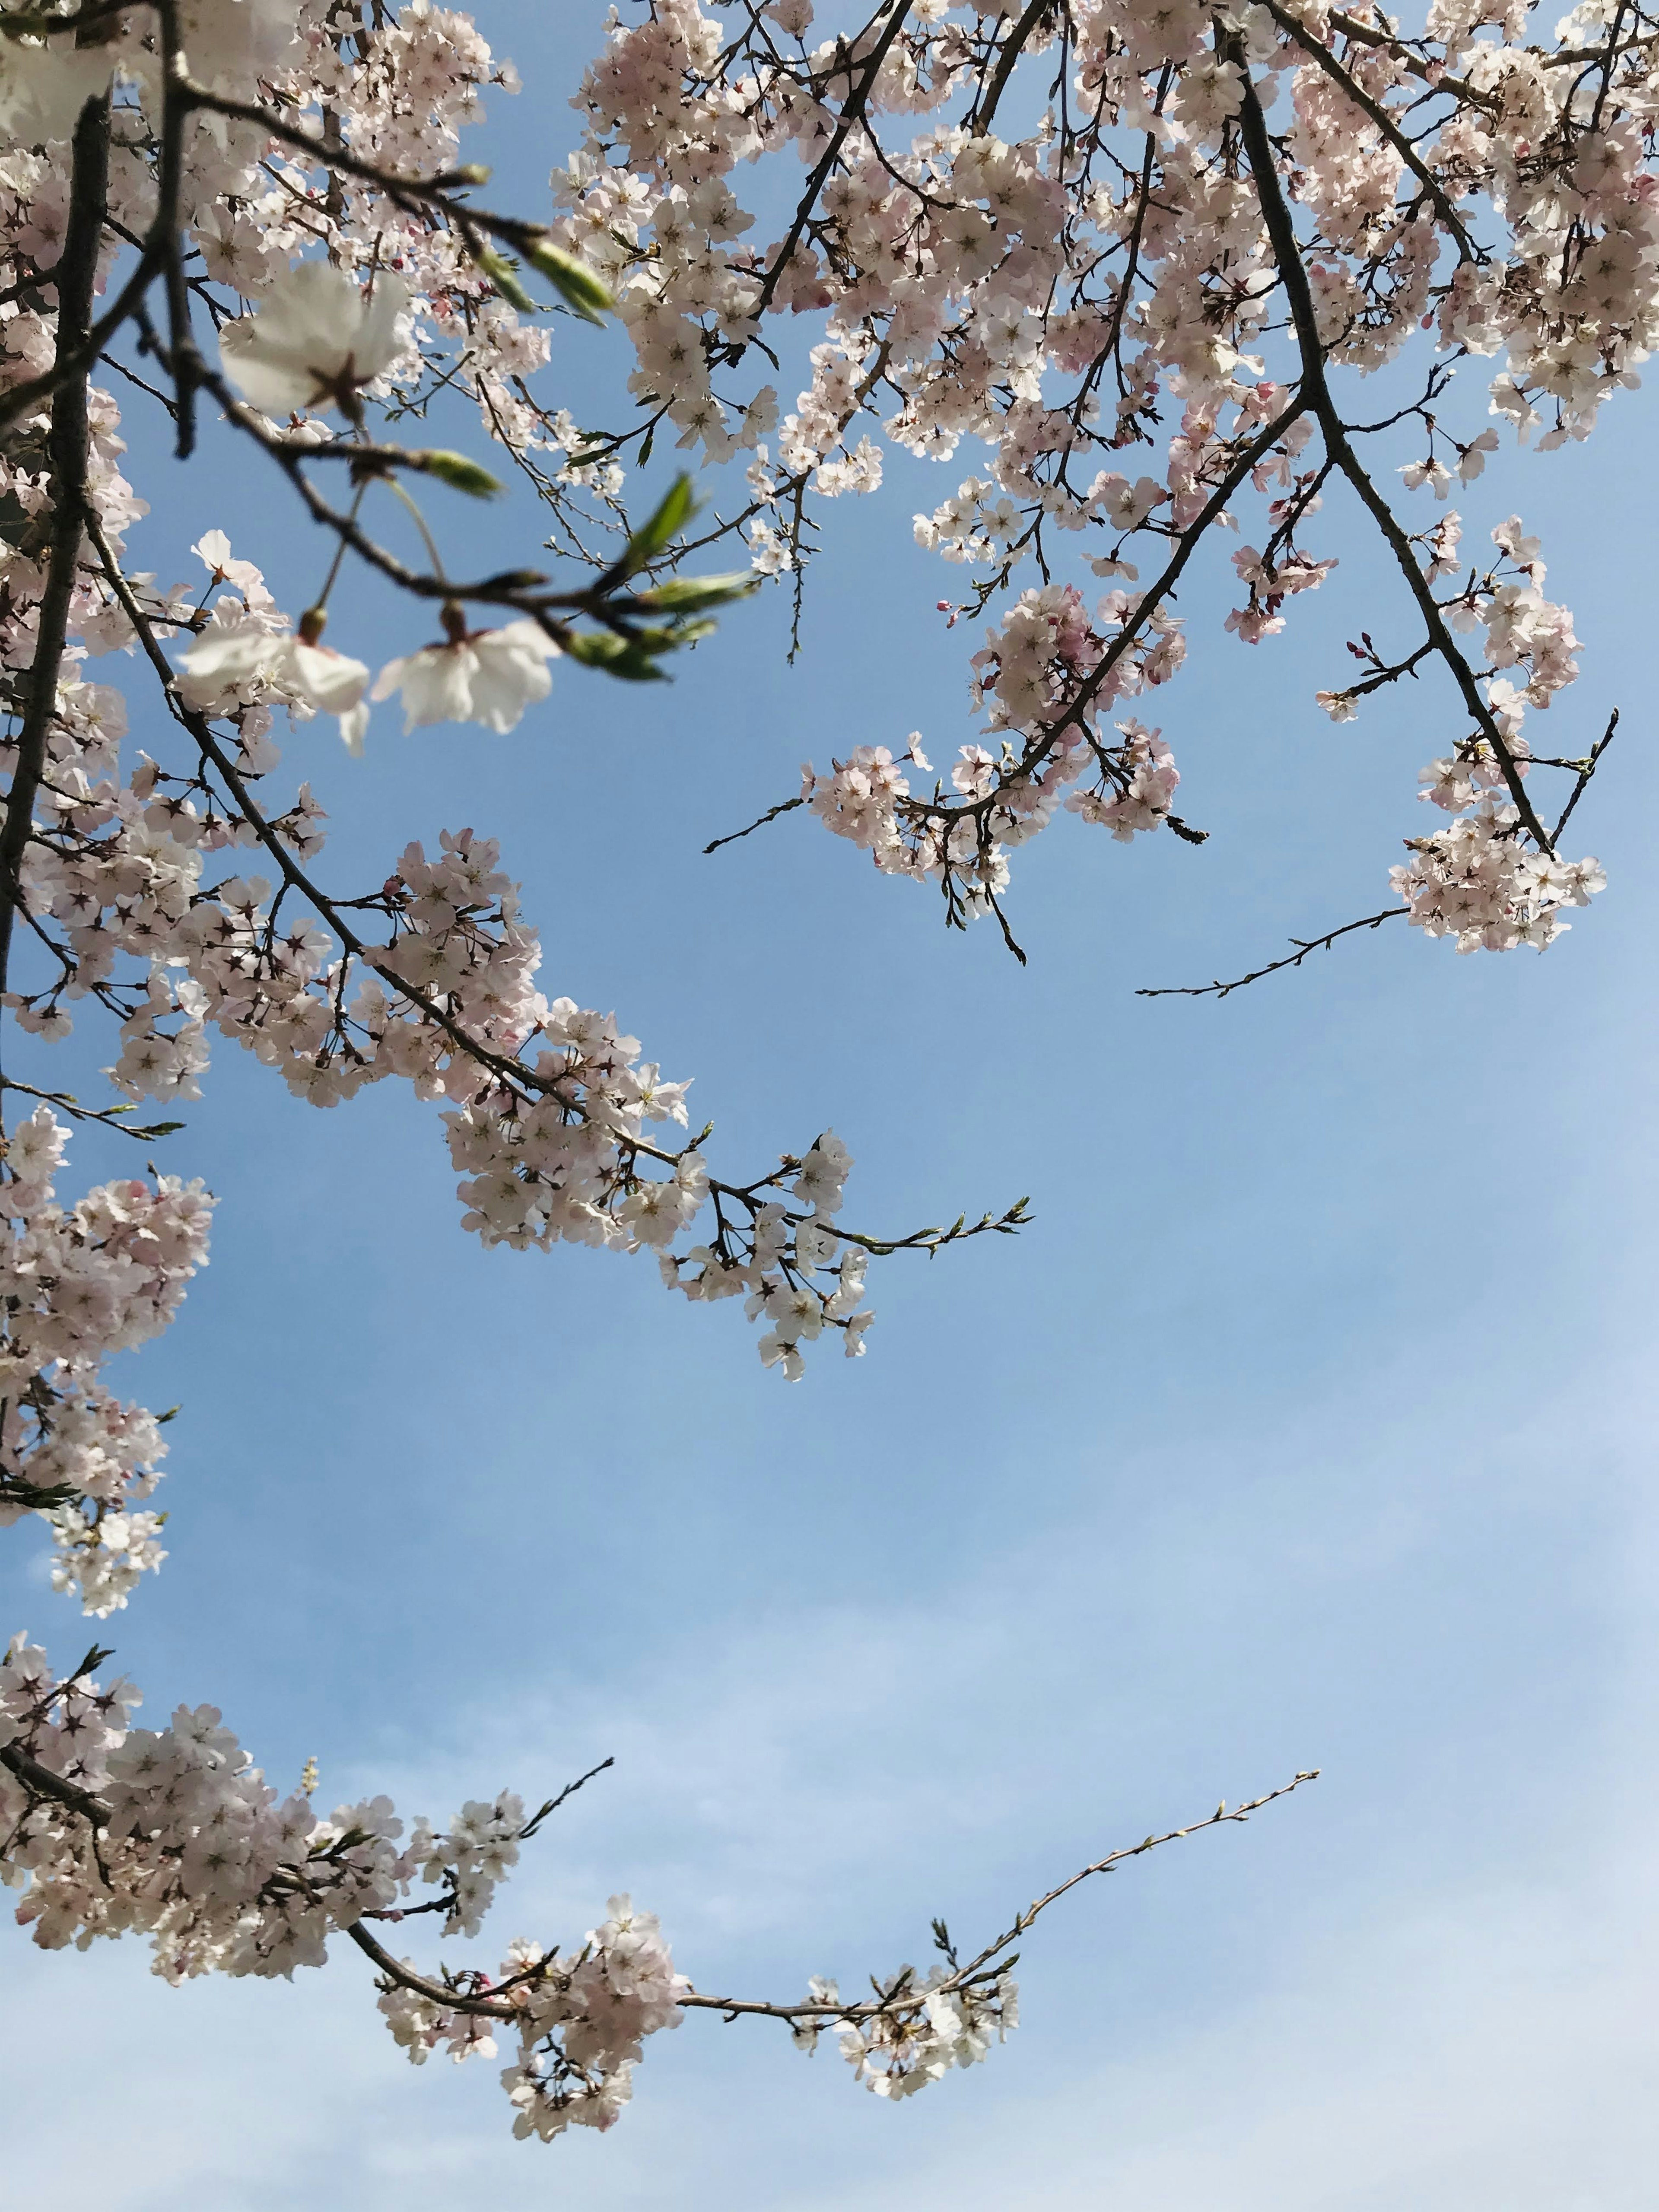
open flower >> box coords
[181,621,372,751]
[370,615,561,734]
[218,263,411,417]
[0,38,117,143]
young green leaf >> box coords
[620,474,698,575]
[523,238,615,321]
[630,572,758,613]
[471,246,536,314]
[418,450,505,499]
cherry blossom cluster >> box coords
[0,1109,211,1615]
[0,0,1626,2153]
[0,1632,695,2135]
[0,1634,402,1977]
[380,1891,690,2141]
[13,559,887,1379]
[555,0,1637,938]
[795,1962,1019,2099]
[4,1627,1141,2144]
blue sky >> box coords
[3,9,1657,2205]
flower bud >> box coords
[418,450,505,499]
[523,238,614,322]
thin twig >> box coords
[1551,707,1618,844]
[704,794,807,854]
[1137,909,1404,1001]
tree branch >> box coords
[1137,907,1405,1000]
[1229,52,1555,853]
[1260,0,1484,262]
[0,92,111,1018]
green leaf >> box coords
[472,246,536,314]
[563,630,630,668]
[564,629,674,682]
[630,571,758,613]
[630,619,717,653]
[523,238,614,321]
[601,648,674,682]
[620,474,697,576]
[418,450,505,499]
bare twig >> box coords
[1138,909,1404,1000]
[1551,708,1618,844]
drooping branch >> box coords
[80,516,1025,1278]
[1,1722,1314,2034]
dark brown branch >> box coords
[1551,707,1618,843]
[1137,908,1404,1000]
[751,2,916,322]
[0,93,111,1014]
[680,1770,1321,2020]
[975,0,1055,133]
[703,793,807,853]
[0,1739,109,1828]
[156,0,205,456]
[914,396,1310,836]
[1261,0,1484,261]
[1229,55,1555,853]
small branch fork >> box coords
[1553,709,1619,844]
[1126,41,1623,1006]
[0,1729,1316,2032]
[1225,48,1556,858]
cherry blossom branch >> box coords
[893,397,1308,838]
[1551,708,1619,844]
[1323,11,1497,110]
[749,0,916,324]
[1136,908,1405,1000]
[974,0,1057,134]
[80,518,1019,1289]
[677,1770,1322,2024]
[0,1683,1316,2040]
[1229,52,1556,854]
[1259,0,1484,263]
[0,1077,184,1142]
[0,92,110,1013]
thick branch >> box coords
[975,0,1055,134]
[0,93,111,1009]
